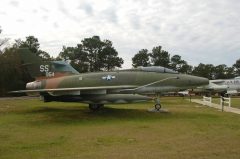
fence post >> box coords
[220,96,231,110]
[221,96,224,112]
[229,97,231,107]
[203,96,212,106]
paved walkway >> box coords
[191,99,240,115]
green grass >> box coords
[0,97,240,159]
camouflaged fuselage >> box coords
[32,71,208,93]
[15,48,209,105]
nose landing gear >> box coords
[148,94,168,113]
[154,94,162,111]
[155,104,162,111]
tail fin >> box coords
[18,48,79,80]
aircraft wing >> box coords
[10,85,137,93]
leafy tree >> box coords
[81,36,104,71]
[72,44,90,72]
[178,61,193,74]
[170,55,182,70]
[225,67,235,78]
[58,36,123,72]
[192,63,215,79]
[150,46,170,67]
[37,50,51,61]
[214,64,226,79]
[14,36,51,60]
[233,58,240,76]
[17,36,40,54]
[0,35,52,96]
[99,40,123,71]
[132,47,192,73]
[192,63,235,79]
[132,49,150,68]
[58,46,76,61]
[0,47,32,96]
[0,27,9,53]
[170,55,192,73]
[58,45,89,73]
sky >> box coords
[1,0,240,69]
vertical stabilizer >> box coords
[17,48,79,80]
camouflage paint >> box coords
[13,49,209,104]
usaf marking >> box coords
[225,80,240,85]
[40,65,55,77]
[102,75,116,81]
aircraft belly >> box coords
[81,89,107,95]
[26,92,40,96]
[48,91,81,96]
[79,94,152,104]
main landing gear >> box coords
[89,104,104,111]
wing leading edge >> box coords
[10,85,137,93]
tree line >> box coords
[0,26,240,96]
[132,46,240,79]
[57,36,123,72]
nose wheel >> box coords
[155,104,162,111]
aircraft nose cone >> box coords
[193,76,209,86]
[201,77,209,85]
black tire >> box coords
[155,104,161,110]
[89,104,104,111]
[43,96,51,102]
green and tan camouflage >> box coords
[12,49,209,110]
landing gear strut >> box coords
[154,94,162,111]
[89,104,104,111]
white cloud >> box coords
[0,0,240,68]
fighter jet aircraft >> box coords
[11,49,208,111]
[195,77,240,96]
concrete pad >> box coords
[147,108,169,113]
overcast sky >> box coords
[1,0,240,68]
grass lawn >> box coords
[0,97,240,159]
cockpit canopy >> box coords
[131,66,178,74]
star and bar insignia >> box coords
[102,75,116,81]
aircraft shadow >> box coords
[22,104,219,125]
[24,105,173,125]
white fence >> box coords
[203,96,212,105]
[202,96,231,108]
[220,97,231,107]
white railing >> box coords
[220,97,231,107]
[203,96,212,105]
